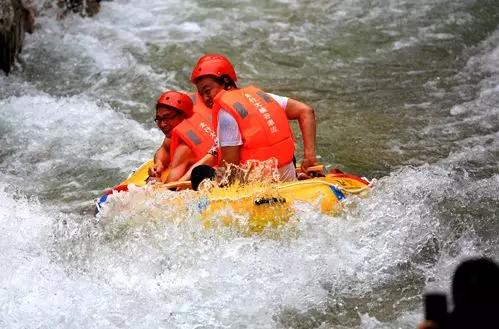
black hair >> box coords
[155,104,187,118]
[219,74,237,90]
[191,165,216,191]
[195,75,237,90]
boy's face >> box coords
[155,106,184,138]
[195,76,224,109]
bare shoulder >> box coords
[284,98,313,119]
[172,141,195,162]
[161,137,171,148]
[286,98,312,111]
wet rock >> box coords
[0,0,104,75]
[57,0,102,18]
[0,0,35,75]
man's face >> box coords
[155,106,184,138]
[195,76,224,109]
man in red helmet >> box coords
[149,91,217,183]
[191,54,318,182]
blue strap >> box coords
[329,185,345,201]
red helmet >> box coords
[156,91,193,117]
[190,54,237,83]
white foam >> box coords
[449,104,469,116]
[393,37,419,50]
[89,163,483,326]
[0,94,159,192]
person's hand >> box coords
[417,320,439,329]
[301,155,318,173]
[148,163,164,179]
[297,172,311,180]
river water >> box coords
[1,0,498,328]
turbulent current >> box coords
[0,0,498,328]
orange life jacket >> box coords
[170,111,217,163]
[190,91,220,164]
[213,85,295,167]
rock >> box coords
[0,0,103,75]
[0,0,35,75]
[57,0,101,18]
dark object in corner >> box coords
[448,257,499,329]
[424,293,448,329]
[421,257,499,329]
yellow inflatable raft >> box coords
[96,160,372,233]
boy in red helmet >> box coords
[149,90,217,183]
[191,54,317,182]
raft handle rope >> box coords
[278,178,374,194]
[254,197,286,206]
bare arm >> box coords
[178,152,219,182]
[155,137,170,165]
[149,137,171,180]
[166,142,195,183]
[221,145,240,166]
[284,98,317,170]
